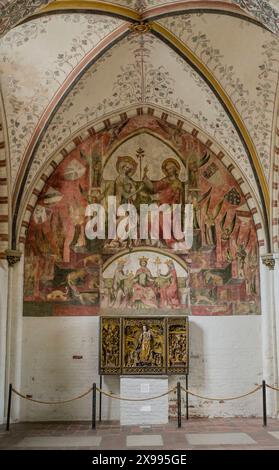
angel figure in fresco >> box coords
[131,257,158,308]
[158,259,181,308]
[247,249,258,296]
[188,152,210,190]
[203,196,224,246]
[187,187,212,230]
[220,212,237,258]
[235,226,251,279]
[80,147,102,188]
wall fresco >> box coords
[24,114,260,316]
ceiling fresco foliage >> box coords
[0,13,124,184]
[1,1,279,37]
[0,0,279,258]
[28,33,260,201]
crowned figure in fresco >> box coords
[131,256,158,308]
[115,156,140,205]
[104,155,145,250]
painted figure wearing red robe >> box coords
[159,260,181,308]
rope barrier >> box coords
[266,383,279,392]
[11,383,272,404]
[96,386,176,401]
[180,384,262,402]
[12,387,93,405]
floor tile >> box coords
[14,436,102,448]
[186,432,256,445]
[268,431,279,440]
[126,434,163,447]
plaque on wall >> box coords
[99,316,189,375]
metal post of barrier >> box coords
[92,383,96,430]
[6,384,12,431]
[262,380,267,427]
[185,374,189,420]
[177,381,181,428]
[99,375,102,423]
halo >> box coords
[116,156,137,176]
[161,158,181,175]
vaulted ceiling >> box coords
[1,0,279,253]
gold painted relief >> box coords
[99,316,189,375]
[100,317,121,375]
[122,317,166,375]
[167,317,189,375]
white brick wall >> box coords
[19,316,263,421]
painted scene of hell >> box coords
[24,114,260,316]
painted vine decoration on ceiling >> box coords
[0,0,52,37]
[160,13,279,176]
[24,114,260,317]
[0,14,123,183]
[232,0,279,34]
[30,33,257,199]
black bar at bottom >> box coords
[262,380,267,427]
[177,381,181,428]
[6,383,12,431]
[92,383,96,430]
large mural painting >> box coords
[24,114,260,316]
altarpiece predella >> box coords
[99,316,189,375]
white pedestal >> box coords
[120,376,169,426]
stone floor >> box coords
[1,418,279,450]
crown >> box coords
[139,256,149,263]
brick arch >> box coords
[272,126,279,252]
[0,97,10,259]
[17,105,267,254]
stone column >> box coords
[273,253,279,417]
[0,258,9,424]
[260,254,278,417]
[4,250,24,423]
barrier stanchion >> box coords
[262,380,267,427]
[99,375,102,423]
[185,375,189,420]
[92,383,96,430]
[177,382,181,428]
[6,383,12,431]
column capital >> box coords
[5,249,22,267]
[261,253,276,270]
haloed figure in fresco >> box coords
[142,157,185,248]
[131,256,158,308]
[159,260,181,309]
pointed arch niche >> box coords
[22,109,262,317]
